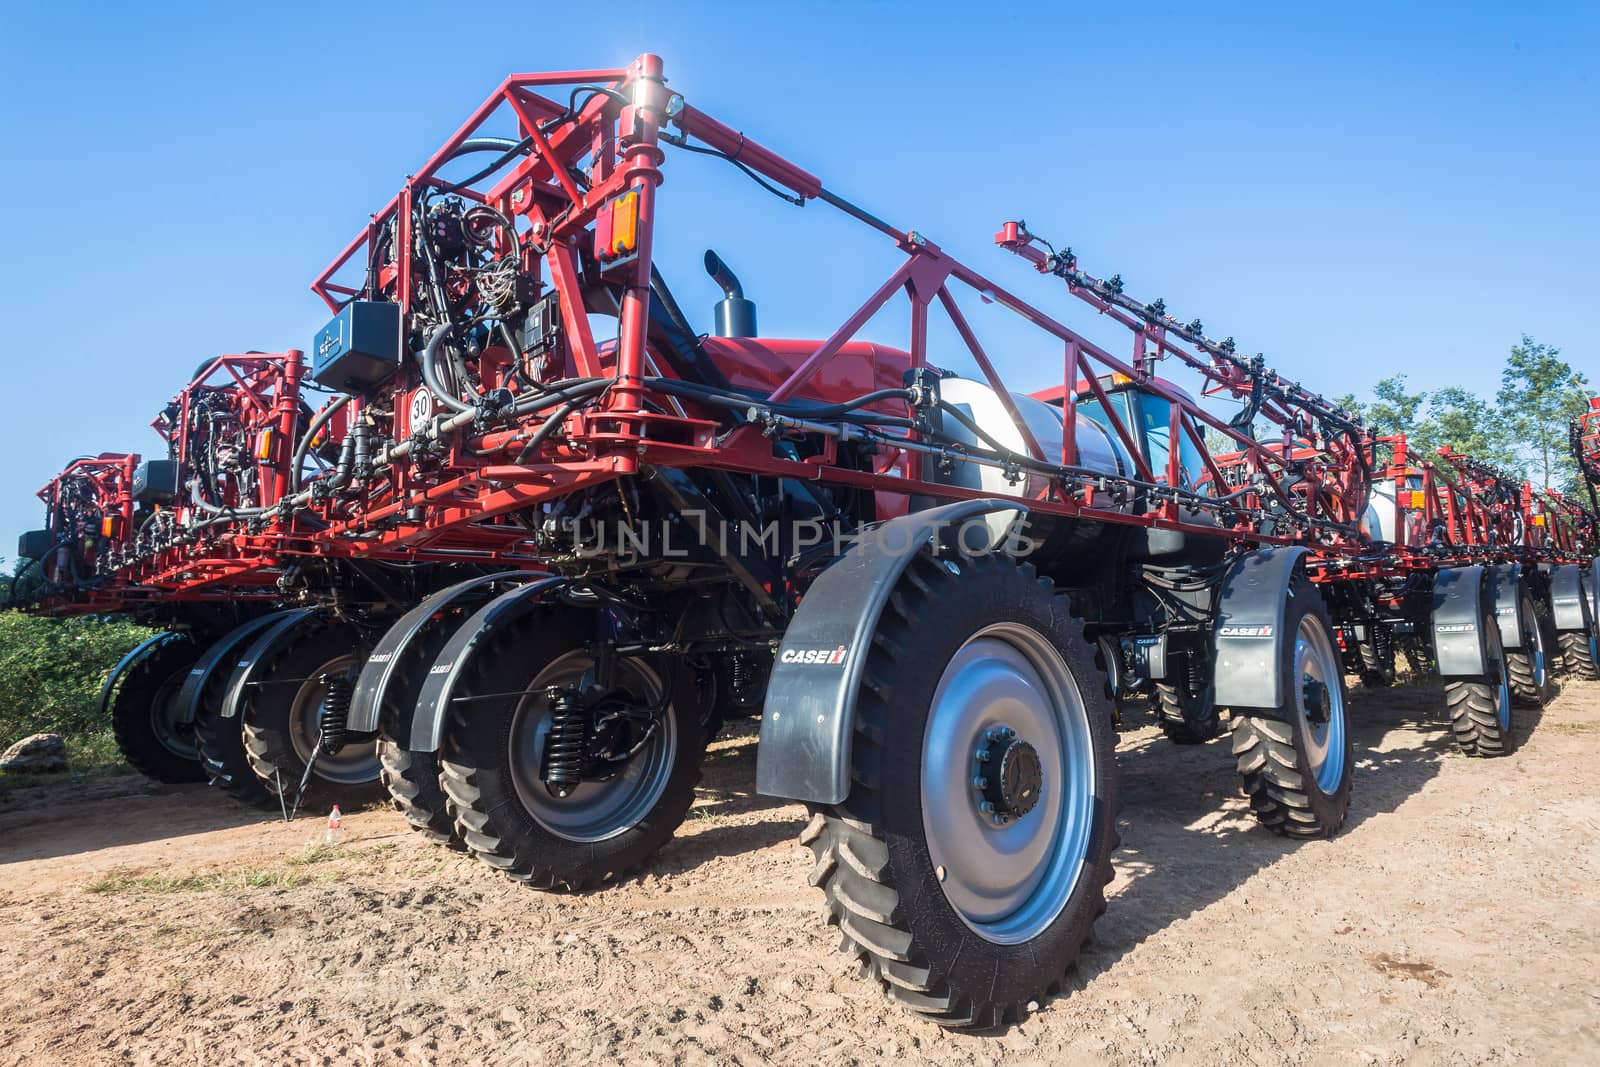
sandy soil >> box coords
[2,678,1598,1066]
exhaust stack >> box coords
[704,250,757,338]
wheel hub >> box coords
[1302,678,1331,725]
[973,726,1042,824]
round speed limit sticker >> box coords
[408,387,433,429]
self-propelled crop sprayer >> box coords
[13,55,1599,1030]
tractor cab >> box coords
[1029,374,1206,491]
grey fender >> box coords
[1550,563,1594,634]
[1212,546,1308,712]
[408,576,572,752]
[1487,565,1531,650]
[219,609,322,718]
[98,631,188,720]
[1432,566,1491,677]
[174,612,296,724]
[754,498,1029,805]
[347,571,535,737]
[1587,565,1600,631]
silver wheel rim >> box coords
[1293,614,1347,795]
[149,668,198,760]
[288,653,380,785]
[1488,625,1511,730]
[1525,604,1547,688]
[921,623,1096,945]
[507,651,677,843]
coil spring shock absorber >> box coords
[318,673,354,756]
[1184,648,1205,704]
[540,686,588,798]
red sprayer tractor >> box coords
[11,56,1598,1029]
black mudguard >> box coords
[218,609,322,719]
[1551,561,1595,634]
[346,571,535,737]
[1211,546,1308,713]
[99,631,188,720]
[174,612,297,724]
[1487,564,1528,650]
[1432,566,1492,677]
[407,576,571,752]
[755,498,1028,806]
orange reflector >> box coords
[101,517,114,537]
[610,191,639,257]
[1533,514,1547,527]
[256,429,274,461]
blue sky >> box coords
[1,1,1595,552]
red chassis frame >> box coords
[303,54,1371,560]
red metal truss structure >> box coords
[296,56,1375,562]
[24,53,1586,614]
[15,453,141,612]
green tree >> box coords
[1364,375,1426,437]
[1413,387,1519,471]
[1495,335,1591,489]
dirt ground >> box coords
[2,678,1598,1066]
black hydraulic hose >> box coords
[289,395,350,492]
[439,137,533,195]
[420,324,474,415]
[514,399,587,463]
[643,376,912,419]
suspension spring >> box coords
[318,674,354,756]
[1184,649,1205,702]
[540,686,588,798]
[729,654,752,698]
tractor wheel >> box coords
[1445,618,1516,757]
[1357,634,1396,688]
[241,623,384,808]
[1155,681,1221,744]
[802,553,1118,1030]
[1558,631,1599,680]
[1231,574,1352,839]
[195,653,278,809]
[378,739,460,848]
[1505,589,1556,709]
[438,609,707,891]
[110,635,207,783]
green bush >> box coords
[0,611,154,767]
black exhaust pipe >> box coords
[704,250,757,338]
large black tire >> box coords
[1559,631,1599,680]
[1505,589,1557,708]
[241,622,385,808]
[1230,573,1353,839]
[802,553,1119,1030]
[370,607,477,848]
[439,609,707,891]
[1445,618,1516,757]
[195,654,278,809]
[1155,681,1221,744]
[379,739,460,848]
[110,635,207,783]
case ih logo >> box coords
[781,645,849,666]
[1435,623,1477,634]
[1218,625,1274,638]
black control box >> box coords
[312,301,403,393]
[17,529,53,559]
[133,459,180,504]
